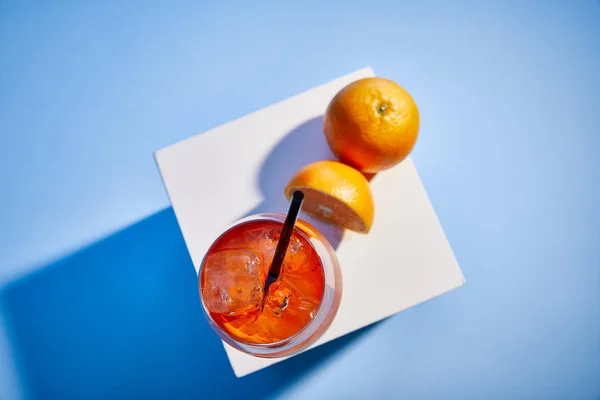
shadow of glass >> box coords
[242,116,344,249]
[0,208,373,399]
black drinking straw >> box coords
[264,190,305,293]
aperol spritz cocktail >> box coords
[199,213,342,358]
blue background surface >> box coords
[1,1,599,398]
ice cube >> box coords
[245,226,281,266]
[282,235,309,273]
[262,280,315,337]
[289,235,304,253]
[263,280,293,317]
[202,249,266,315]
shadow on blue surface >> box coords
[0,208,374,399]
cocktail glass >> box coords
[199,213,342,358]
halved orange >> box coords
[284,160,375,233]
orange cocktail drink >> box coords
[199,213,342,358]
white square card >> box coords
[154,67,465,377]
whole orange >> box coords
[324,77,420,173]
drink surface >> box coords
[200,219,325,344]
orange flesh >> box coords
[287,186,366,232]
[200,220,325,344]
